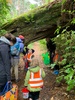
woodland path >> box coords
[16,42,75,100]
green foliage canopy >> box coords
[0,0,10,26]
[55,22,75,91]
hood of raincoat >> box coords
[16,37,23,43]
[16,37,24,52]
[0,36,10,45]
[28,66,40,73]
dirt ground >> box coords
[15,42,75,100]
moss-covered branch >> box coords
[1,0,74,45]
[1,0,62,45]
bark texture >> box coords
[1,0,75,45]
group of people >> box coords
[0,33,46,100]
[0,33,25,92]
[0,34,63,99]
[0,33,15,93]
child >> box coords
[53,50,62,75]
[53,50,59,71]
[24,57,46,100]
[23,48,35,71]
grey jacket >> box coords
[0,36,11,81]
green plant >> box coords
[54,2,75,90]
[30,4,36,9]
[39,39,47,50]
[0,0,10,26]
[28,43,34,49]
[54,24,75,91]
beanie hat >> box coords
[19,35,24,39]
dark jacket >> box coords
[0,36,11,81]
[47,40,56,53]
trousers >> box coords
[11,57,19,80]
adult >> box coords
[11,35,25,82]
[11,39,20,82]
[0,33,16,93]
[16,35,25,54]
[46,38,56,64]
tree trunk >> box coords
[1,0,74,45]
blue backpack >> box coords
[11,42,20,56]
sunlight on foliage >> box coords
[28,43,34,49]
[39,39,47,51]
[0,0,10,26]
[62,0,66,4]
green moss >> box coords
[1,1,61,31]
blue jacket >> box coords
[0,36,11,81]
[11,37,24,58]
[16,37,24,53]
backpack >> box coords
[11,42,20,56]
[42,52,50,65]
